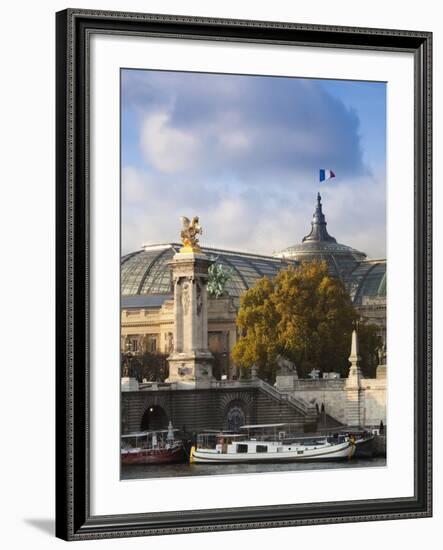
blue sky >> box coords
[121,69,386,258]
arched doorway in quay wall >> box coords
[140,405,169,431]
[225,402,246,432]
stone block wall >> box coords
[277,375,386,427]
[289,379,347,423]
[359,379,387,427]
[121,385,315,435]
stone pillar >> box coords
[376,344,387,379]
[228,328,237,380]
[121,356,139,392]
[166,249,214,388]
[121,377,139,392]
[275,356,299,391]
[345,330,363,426]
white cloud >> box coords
[317,174,386,259]
[121,167,386,260]
[121,71,386,258]
[140,111,200,173]
[126,71,369,182]
[218,130,251,151]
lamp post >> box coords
[222,352,228,378]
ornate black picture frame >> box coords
[55,8,432,541]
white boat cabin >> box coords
[122,426,179,451]
[196,424,348,457]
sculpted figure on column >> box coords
[180,216,202,252]
[166,216,214,388]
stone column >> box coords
[228,328,237,380]
[251,364,258,380]
[121,353,139,392]
[121,376,139,392]
[166,249,214,389]
[345,330,363,426]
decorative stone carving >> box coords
[196,281,203,316]
[274,355,299,390]
[167,332,173,353]
[378,344,387,366]
[276,355,298,377]
[182,281,190,316]
[178,365,192,377]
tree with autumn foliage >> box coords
[232,261,381,381]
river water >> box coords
[121,457,386,480]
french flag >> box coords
[319,169,336,182]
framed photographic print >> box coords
[55,9,432,540]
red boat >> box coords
[121,424,184,465]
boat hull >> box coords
[353,435,376,458]
[122,446,184,465]
[191,441,355,463]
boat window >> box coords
[297,450,304,454]
[237,444,248,453]
[256,445,268,453]
[197,434,217,449]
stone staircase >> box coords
[253,379,318,429]
[255,379,314,416]
[317,412,344,429]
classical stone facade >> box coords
[121,197,387,431]
[121,295,237,376]
[121,195,386,362]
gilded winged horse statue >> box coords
[179,216,202,252]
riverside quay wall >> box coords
[121,380,318,435]
[275,365,387,428]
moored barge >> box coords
[190,423,356,463]
[121,423,184,465]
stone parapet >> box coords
[291,379,346,391]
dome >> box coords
[347,260,386,306]
[121,195,386,311]
[121,243,299,303]
[274,193,366,280]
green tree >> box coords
[357,321,382,377]
[232,261,380,380]
[232,276,280,381]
